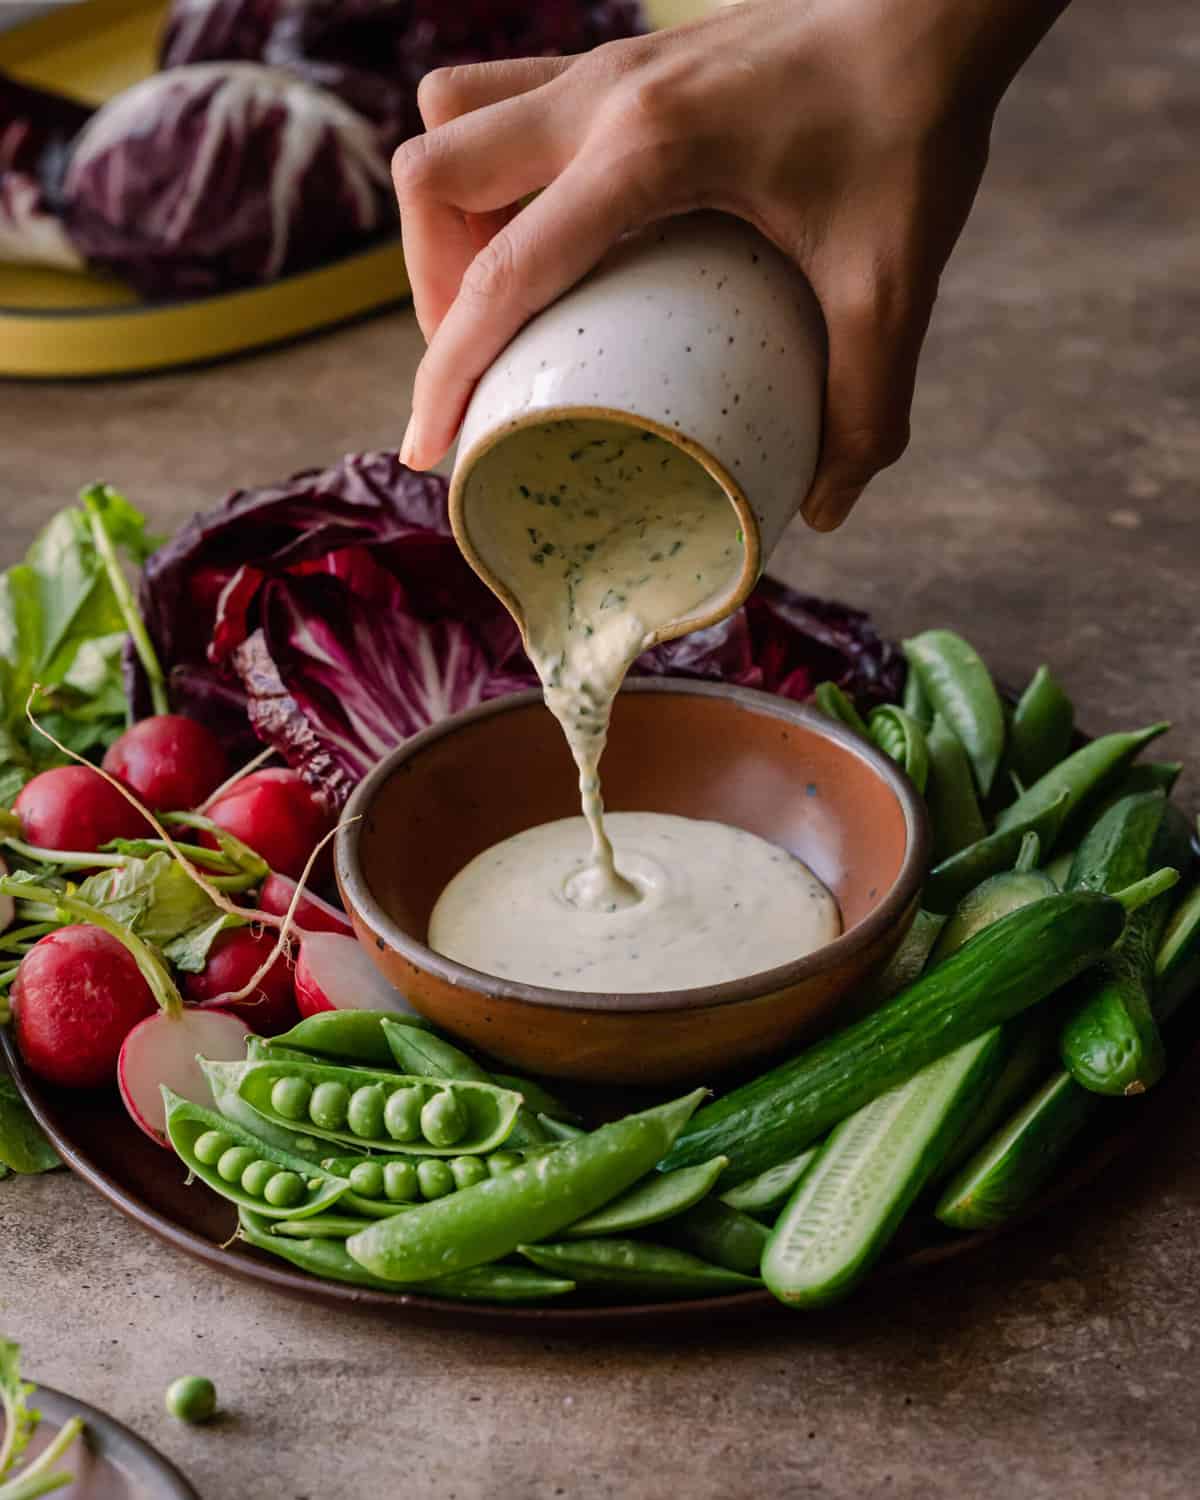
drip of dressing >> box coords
[463,418,744,910]
[429,812,841,993]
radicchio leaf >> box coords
[61,62,392,298]
[0,71,90,269]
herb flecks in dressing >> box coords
[464,419,743,909]
[429,813,841,994]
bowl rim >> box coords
[335,678,931,1015]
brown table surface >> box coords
[3,2,1198,1495]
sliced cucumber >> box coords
[762,1030,1004,1307]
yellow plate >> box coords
[0,0,719,379]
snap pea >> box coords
[563,1157,727,1238]
[1079,761,1183,833]
[718,1147,820,1219]
[203,1058,523,1155]
[346,1090,705,1283]
[238,1209,577,1301]
[492,1075,580,1124]
[902,665,933,729]
[270,1214,377,1239]
[381,1018,550,1148]
[994,722,1170,843]
[519,1239,760,1297]
[925,713,988,862]
[1155,880,1200,999]
[929,861,1057,965]
[538,1115,586,1142]
[904,631,1006,797]
[660,1198,770,1276]
[813,681,869,737]
[868,706,930,794]
[923,791,1069,915]
[267,1010,432,1068]
[1009,665,1075,788]
[163,1090,350,1220]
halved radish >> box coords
[0,855,13,934]
[118,1007,249,1146]
[295,932,421,1018]
[258,872,353,936]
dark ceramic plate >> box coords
[15,1386,199,1498]
[5,970,1199,1333]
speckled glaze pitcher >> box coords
[447,210,826,647]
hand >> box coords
[394,0,1067,529]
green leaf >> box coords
[163,911,244,974]
[0,1070,60,1176]
[73,853,222,949]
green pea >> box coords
[383,1087,422,1142]
[240,1159,276,1198]
[193,1129,233,1167]
[264,1170,305,1208]
[271,1076,313,1122]
[417,1159,455,1200]
[420,1089,467,1147]
[383,1160,419,1202]
[217,1145,259,1184]
[347,1085,386,1140]
[487,1151,523,1178]
[309,1081,351,1131]
[348,1161,385,1198]
[449,1156,488,1190]
[165,1376,216,1424]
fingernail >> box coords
[399,414,418,469]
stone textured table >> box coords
[2,1,1198,1494]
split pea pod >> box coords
[519,1239,760,1298]
[347,1090,706,1283]
[238,1209,577,1301]
[163,1090,350,1220]
[904,631,1006,798]
[1009,665,1075,788]
[925,714,988,862]
[381,1018,549,1147]
[868,706,930,794]
[203,1058,523,1155]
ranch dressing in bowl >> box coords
[461,416,747,911]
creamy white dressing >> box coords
[463,418,744,909]
[429,812,840,993]
[433,415,842,993]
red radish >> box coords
[12,927,157,1088]
[258,872,352,936]
[14,764,150,853]
[102,714,230,811]
[0,855,12,935]
[182,926,298,1035]
[119,1006,249,1144]
[295,932,422,1018]
[204,768,333,881]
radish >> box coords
[183,926,298,1035]
[102,714,230,811]
[14,764,150,853]
[204,768,333,881]
[295,932,422,1019]
[258,872,352,936]
[12,927,158,1088]
[118,1005,248,1144]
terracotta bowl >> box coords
[335,680,930,1086]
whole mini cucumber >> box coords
[661,893,1126,1185]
